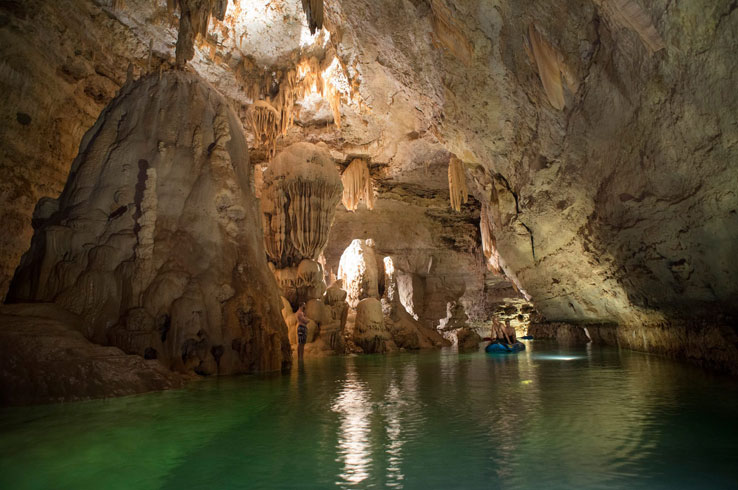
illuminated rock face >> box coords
[437,301,481,351]
[260,142,349,355]
[261,142,343,270]
[380,256,450,351]
[337,239,382,308]
[0,0,736,372]
[7,71,291,376]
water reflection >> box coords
[2,346,736,489]
[332,358,372,487]
[383,362,421,488]
[384,380,404,488]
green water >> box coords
[1,342,737,489]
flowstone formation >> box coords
[260,142,348,355]
[7,70,291,377]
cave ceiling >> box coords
[1,0,736,326]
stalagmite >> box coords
[341,158,375,211]
[528,24,565,110]
[354,298,396,354]
[301,0,324,35]
[605,0,665,53]
[6,71,291,376]
[448,156,468,212]
[337,239,380,308]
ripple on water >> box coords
[1,344,737,489]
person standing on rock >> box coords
[296,303,309,360]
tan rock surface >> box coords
[6,70,291,376]
[0,304,184,405]
[1,0,736,371]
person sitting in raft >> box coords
[296,303,309,360]
[485,318,512,346]
[503,319,517,344]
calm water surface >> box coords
[1,342,737,489]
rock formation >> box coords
[260,142,349,355]
[448,156,468,212]
[381,256,450,350]
[1,0,736,375]
[438,300,482,351]
[0,303,183,405]
[337,239,382,308]
[341,158,375,211]
[6,70,291,377]
[261,142,342,270]
[354,297,395,354]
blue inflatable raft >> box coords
[485,342,526,353]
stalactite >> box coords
[605,0,665,53]
[174,0,230,67]
[324,84,342,128]
[341,159,375,212]
[261,143,342,268]
[448,156,468,212]
[246,55,351,155]
[248,99,280,158]
[276,69,297,136]
[528,24,565,111]
[480,205,502,274]
[429,0,473,65]
[301,0,324,35]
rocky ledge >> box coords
[0,304,184,405]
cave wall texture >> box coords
[0,0,736,369]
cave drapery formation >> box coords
[341,158,375,212]
[1,0,737,399]
[448,156,468,212]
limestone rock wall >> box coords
[1,0,736,371]
[325,181,522,331]
[7,70,291,375]
[0,0,158,300]
[327,0,738,368]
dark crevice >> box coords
[520,222,536,261]
[132,159,149,248]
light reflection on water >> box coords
[0,342,737,489]
[331,359,372,486]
